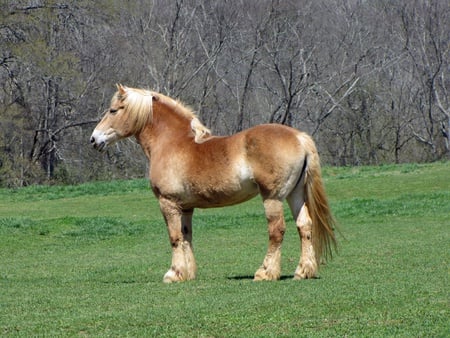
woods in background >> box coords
[1,0,449,187]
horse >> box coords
[90,84,337,283]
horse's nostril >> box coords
[90,136,95,144]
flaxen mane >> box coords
[118,85,211,143]
[115,86,153,134]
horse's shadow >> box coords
[228,275,296,281]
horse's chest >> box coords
[149,162,186,196]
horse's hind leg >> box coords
[254,199,285,281]
[159,198,197,283]
[294,204,317,279]
[287,190,318,279]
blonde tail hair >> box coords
[304,141,337,263]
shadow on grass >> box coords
[228,275,315,281]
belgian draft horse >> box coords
[90,84,337,283]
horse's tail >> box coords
[303,136,337,263]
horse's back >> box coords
[243,124,306,161]
[195,123,304,154]
[194,123,308,177]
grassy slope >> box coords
[0,162,448,337]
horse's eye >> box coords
[109,106,124,114]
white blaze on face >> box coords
[91,129,108,145]
[90,128,119,151]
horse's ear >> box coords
[116,83,127,95]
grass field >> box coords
[1,162,449,337]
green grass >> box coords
[1,162,449,337]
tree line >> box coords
[1,0,449,187]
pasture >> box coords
[1,162,448,337]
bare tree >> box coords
[400,0,450,159]
[1,0,449,186]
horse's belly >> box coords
[194,182,258,208]
[185,178,259,209]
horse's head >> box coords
[90,84,152,151]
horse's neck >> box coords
[136,102,191,159]
[154,102,191,137]
[135,124,153,160]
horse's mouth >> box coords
[93,142,106,152]
[90,136,107,152]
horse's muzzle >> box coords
[90,136,106,152]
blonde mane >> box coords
[118,87,153,134]
[120,85,211,142]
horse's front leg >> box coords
[159,198,197,283]
[254,199,285,281]
[181,208,197,279]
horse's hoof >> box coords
[293,261,317,279]
[163,268,183,283]
[254,267,280,281]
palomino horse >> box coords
[90,84,336,283]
